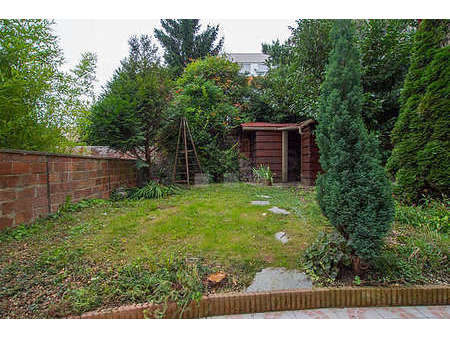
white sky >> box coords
[54,20,296,93]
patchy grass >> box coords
[2,183,447,318]
[0,183,325,318]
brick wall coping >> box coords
[0,148,137,162]
[72,285,449,319]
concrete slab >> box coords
[245,268,312,293]
[208,306,450,319]
[274,231,289,244]
[251,201,270,206]
[268,206,290,215]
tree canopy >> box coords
[154,19,224,76]
[0,19,97,152]
[85,35,172,173]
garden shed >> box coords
[238,120,321,185]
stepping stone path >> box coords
[257,195,272,199]
[275,231,289,244]
[268,206,290,215]
[245,268,312,293]
[251,201,270,206]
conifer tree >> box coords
[387,20,450,202]
[154,19,224,76]
[315,20,394,270]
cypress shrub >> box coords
[315,20,394,269]
[387,20,450,203]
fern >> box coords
[128,181,181,200]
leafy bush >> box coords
[128,181,181,200]
[302,231,352,284]
[161,56,248,182]
[252,165,274,185]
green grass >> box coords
[1,183,447,318]
[0,183,326,318]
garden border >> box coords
[72,285,449,319]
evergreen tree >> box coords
[154,19,224,76]
[387,20,450,203]
[315,20,394,270]
[85,35,172,176]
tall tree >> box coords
[387,20,450,202]
[154,19,224,75]
[358,19,417,163]
[0,19,97,152]
[315,20,394,271]
[85,35,171,175]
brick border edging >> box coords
[72,286,449,319]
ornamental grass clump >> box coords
[314,20,394,272]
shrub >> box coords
[128,181,181,200]
[315,20,394,267]
[161,56,248,182]
[387,20,450,203]
[302,231,352,284]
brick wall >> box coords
[0,149,138,230]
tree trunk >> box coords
[352,255,361,274]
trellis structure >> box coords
[172,117,203,185]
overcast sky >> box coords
[54,19,296,92]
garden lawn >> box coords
[1,183,447,318]
[0,183,326,318]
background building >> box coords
[227,53,269,76]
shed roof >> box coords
[240,122,300,131]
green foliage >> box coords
[358,19,417,163]
[162,56,248,181]
[85,35,172,172]
[259,19,416,153]
[373,223,449,284]
[388,20,450,203]
[315,20,394,263]
[67,255,210,317]
[395,197,449,234]
[303,231,352,283]
[252,165,274,185]
[0,198,107,242]
[0,19,97,152]
[128,181,181,200]
[154,19,224,76]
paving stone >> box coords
[268,206,290,215]
[257,195,272,199]
[274,231,289,244]
[245,268,312,293]
[208,306,450,319]
[414,306,450,319]
[251,200,270,206]
[374,306,429,319]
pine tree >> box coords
[154,19,224,76]
[315,20,394,270]
[387,20,450,203]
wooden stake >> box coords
[172,119,183,183]
[183,117,190,185]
